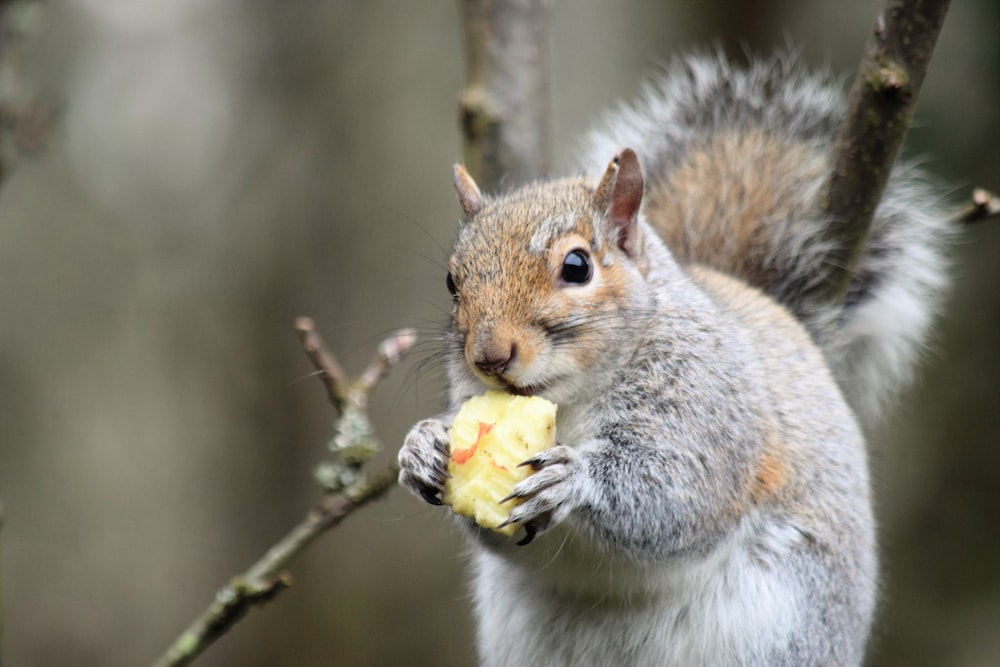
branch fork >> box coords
[151,319,415,667]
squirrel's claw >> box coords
[397,418,451,505]
[503,445,583,544]
[517,519,550,546]
[519,444,575,470]
[496,513,549,546]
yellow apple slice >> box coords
[442,391,557,535]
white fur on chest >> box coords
[472,516,804,666]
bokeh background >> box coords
[0,1,998,665]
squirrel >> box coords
[397,52,951,666]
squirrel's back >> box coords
[581,52,952,426]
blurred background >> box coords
[0,1,997,665]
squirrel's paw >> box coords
[499,445,584,545]
[397,418,451,506]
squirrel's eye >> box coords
[446,272,458,297]
[561,249,592,285]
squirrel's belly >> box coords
[472,520,805,666]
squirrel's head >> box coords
[445,149,653,403]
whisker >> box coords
[285,369,330,388]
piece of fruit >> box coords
[442,391,557,535]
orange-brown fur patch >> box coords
[643,129,824,292]
[750,451,789,504]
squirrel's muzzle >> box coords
[468,329,518,378]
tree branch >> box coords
[952,188,999,225]
[150,321,415,667]
[815,0,951,305]
[150,472,397,667]
[359,328,418,393]
[456,0,552,190]
[294,316,348,412]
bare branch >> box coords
[456,0,552,190]
[294,316,348,409]
[952,188,1000,225]
[360,328,417,392]
[815,0,951,305]
[150,322,413,667]
[150,471,397,667]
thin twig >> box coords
[150,470,397,667]
[456,0,552,190]
[360,328,417,392]
[150,321,413,667]
[952,188,999,225]
[294,316,348,409]
[815,0,951,306]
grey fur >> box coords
[398,52,951,666]
[580,52,953,425]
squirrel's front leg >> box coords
[398,418,451,506]
[500,445,586,545]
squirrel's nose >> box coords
[471,337,518,377]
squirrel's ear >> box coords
[593,148,644,257]
[453,164,484,222]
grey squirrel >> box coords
[397,52,951,666]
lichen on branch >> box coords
[150,321,415,667]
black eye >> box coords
[446,272,458,297]
[561,249,592,284]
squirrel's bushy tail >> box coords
[580,52,953,427]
